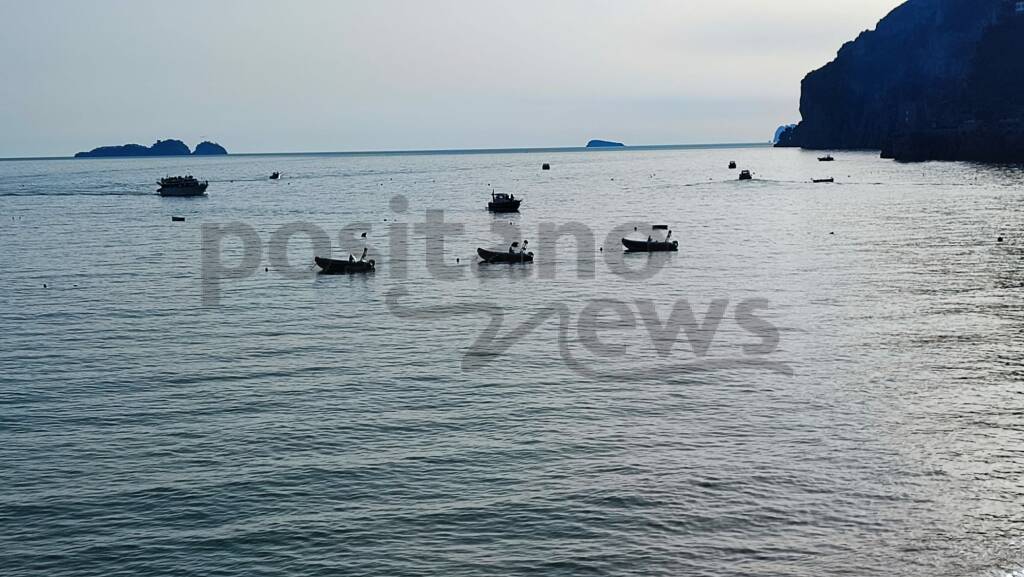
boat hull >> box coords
[477,248,534,263]
[622,238,679,253]
[159,183,208,197]
[315,256,376,275]
[488,199,522,213]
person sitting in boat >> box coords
[359,247,368,262]
[520,240,529,255]
[348,253,355,263]
[509,241,519,254]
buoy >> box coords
[456,258,461,264]
[265,267,269,272]
[998,236,1004,243]
[43,284,47,288]
[361,232,367,238]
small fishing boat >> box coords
[158,175,208,197]
[477,248,534,263]
[818,155,835,162]
[622,238,679,252]
[729,161,737,169]
[314,256,376,274]
[270,172,281,180]
[487,192,522,213]
[171,216,186,222]
[813,178,835,183]
[738,170,753,181]
[542,163,551,170]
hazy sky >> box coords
[0,0,903,157]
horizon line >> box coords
[0,141,773,162]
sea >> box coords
[1,145,1023,576]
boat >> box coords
[738,170,753,181]
[622,238,679,252]
[269,172,281,180]
[729,161,737,169]
[813,178,835,183]
[818,155,835,162]
[171,216,185,222]
[487,192,522,213]
[477,248,534,263]
[314,256,376,274]
[542,163,551,170]
[158,175,208,197]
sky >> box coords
[0,0,903,157]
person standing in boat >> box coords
[359,247,368,262]
[520,240,529,260]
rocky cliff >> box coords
[777,0,1024,162]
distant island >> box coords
[776,0,1024,162]
[75,139,228,158]
[586,140,625,148]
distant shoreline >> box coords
[0,142,770,162]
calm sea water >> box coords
[1,146,1023,576]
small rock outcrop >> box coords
[193,141,228,156]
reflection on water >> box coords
[1,147,1023,576]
